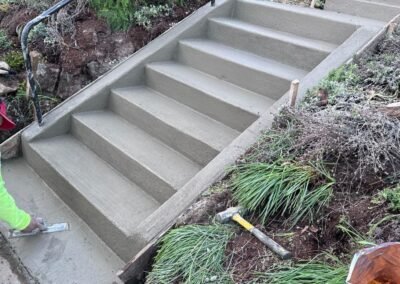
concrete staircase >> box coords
[0,0,382,282]
[325,0,400,22]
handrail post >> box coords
[20,0,74,125]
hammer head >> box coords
[216,207,244,223]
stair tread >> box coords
[179,38,308,81]
[73,111,202,190]
[112,86,240,151]
[146,61,275,116]
[209,17,338,54]
[29,135,160,234]
[2,158,124,283]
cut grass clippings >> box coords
[146,224,234,284]
[230,161,335,227]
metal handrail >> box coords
[211,0,215,6]
[21,0,74,125]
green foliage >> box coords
[146,224,233,284]
[3,51,24,71]
[0,29,11,50]
[246,122,298,163]
[257,254,347,284]
[373,185,400,212]
[336,216,375,247]
[90,0,134,30]
[303,64,360,106]
[90,0,182,30]
[133,4,171,30]
[230,161,334,227]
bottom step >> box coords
[0,159,124,284]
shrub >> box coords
[133,4,171,30]
[3,51,24,71]
[0,29,11,50]
[373,186,400,212]
[146,224,233,284]
[230,161,334,227]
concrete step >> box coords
[208,17,337,71]
[71,110,202,203]
[110,86,240,166]
[1,159,124,284]
[24,135,160,261]
[178,39,307,98]
[325,0,400,22]
[145,61,275,132]
[367,0,400,5]
[235,0,357,44]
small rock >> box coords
[0,61,11,75]
[36,63,61,93]
[379,102,400,117]
[0,82,17,95]
[86,61,110,80]
[56,70,86,99]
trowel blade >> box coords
[8,223,70,239]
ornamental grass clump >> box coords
[231,161,334,227]
[146,224,234,284]
[258,255,348,284]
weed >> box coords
[245,121,298,163]
[257,254,348,284]
[0,29,11,50]
[230,161,334,227]
[372,185,400,212]
[146,224,234,284]
[3,51,24,71]
[336,216,375,247]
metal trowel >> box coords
[8,221,70,239]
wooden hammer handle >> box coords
[251,227,293,260]
[232,214,292,260]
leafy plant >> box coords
[372,185,400,212]
[133,4,171,30]
[257,254,348,284]
[230,161,334,227]
[3,51,24,71]
[0,29,11,50]
[146,224,234,284]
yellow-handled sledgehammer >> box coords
[216,207,292,260]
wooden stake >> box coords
[310,0,317,8]
[289,79,300,108]
[26,51,42,121]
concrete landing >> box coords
[0,159,124,284]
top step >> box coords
[208,17,337,71]
[235,0,357,44]
[325,0,400,22]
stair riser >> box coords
[208,20,330,71]
[235,0,356,44]
[146,67,258,132]
[110,93,219,166]
[178,43,293,99]
[71,117,177,204]
[325,0,400,21]
[23,142,135,262]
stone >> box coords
[0,61,10,75]
[86,61,110,80]
[0,82,17,95]
[36,63,61,93]
[56,70,87,99]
